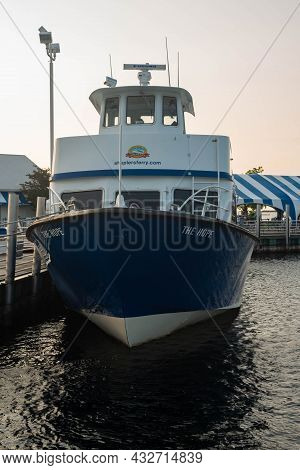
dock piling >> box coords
[285,204,290,249]
[32,197,46,295]
[256,204,261,239]
[5,193,19,304]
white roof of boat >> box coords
[89,86,195,116]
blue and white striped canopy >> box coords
[0,191,30,206]
[233,174,300,220]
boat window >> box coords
[117,191,160,210]
[103,97,119,127]
[61,190,103,210]
[163,96,178,126]
[126,96,155,125]
[174,189,218,217]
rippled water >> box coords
[0,254,299,450]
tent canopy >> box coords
[233,174,300,220]
[0,191,30,206]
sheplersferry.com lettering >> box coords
[0,450,203,467]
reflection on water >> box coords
[0,254,299,449]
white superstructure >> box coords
[50,65,233,222]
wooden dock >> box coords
[0,237,47,283]
[0,233,48,308]
[240,220,300,252]
[0,194,49,308]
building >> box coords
[0,154,37,222]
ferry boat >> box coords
[27,63,257,347]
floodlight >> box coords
[38,26,60,172]
[39,26,52,45]
[104,76,117,88]
[49,43,60,54]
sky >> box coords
[0,0,299,174]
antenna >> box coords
[177,51,180,87]
[165,37,171,86]
[109,54,113,77]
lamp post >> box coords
[38,26,60,172]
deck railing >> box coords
[177,184,230,218]
[239,219,300,236]
[0,219,47,284]
[0,195,47,304]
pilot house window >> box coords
[103,97,119,127]
[117,191,160,210]
[126,96,155,124]
[61,190,103,210]
[163,96,178,126]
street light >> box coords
[38,26,52,45]
[39,26,60,172]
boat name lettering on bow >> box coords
[182,225,214,238]
[41,228,64,239]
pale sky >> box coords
[0,0,299,174]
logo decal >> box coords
[126,145,150,159]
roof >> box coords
[233,174,300,220]
[89,86,195,116]
[0,154,38,191]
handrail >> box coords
[238,219,300,236]
[49,186,67,212]
[178,185,230,217]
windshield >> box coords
[103,97,119,127]
[126,96,155,124]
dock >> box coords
[241,219,300,252]
[0,194,49,309]
[0,234,48,308]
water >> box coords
[0,254,299,450]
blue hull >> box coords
[27,209,256,345]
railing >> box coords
[0,217,48,284]
[177,184,230,218]
[239,219,300,236]
[0,195,48,304]
[290,221,300,235]
[49,187,67,213]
